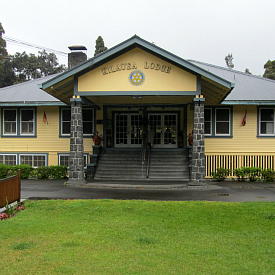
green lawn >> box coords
[1,200,275,274]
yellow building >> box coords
[1,36,275,185]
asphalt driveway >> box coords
[20,179,275,202]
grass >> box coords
[1,200,275,274]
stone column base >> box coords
[66,178,86,187]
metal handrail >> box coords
[146,145,151,178]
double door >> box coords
[114,113,178,148]
[115,114,143,147]
[148,113,178,148]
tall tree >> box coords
[245,68,252,74]
[10,50,66,83]
[263,60,275,80]
[94,36,107,56]
[0,23,15,87]
[225,53,234,69]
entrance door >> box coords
[115,113,143,147]
[148,113,178,148]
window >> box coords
[21,110,34,135]
[61,109,71,135]
[0,154,17,166]
[259,108,275,135]
[215,108,230,135]
[204,107,232,137]
[59,154,88,168]
[60,108,94,136]
[2,108,36,137]
[20,154,47,167]
[205,108,212,135]
[3,109,17,135]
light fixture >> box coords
[131,96,143,100]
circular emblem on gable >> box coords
[129,70,145,86]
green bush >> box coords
[261,169,275,182]
[36,166,51,179]
[0,163,9,179]
[48,165,67,179]
[245,167,262,182]
[234,168,246,181]
[211,167,230,181]
[12,165,33,179]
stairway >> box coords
[148,150,190,180]
[94,149,147,180]
[94,149,190,181]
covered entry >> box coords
[40,35,234,185]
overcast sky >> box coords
[1,0,274,76]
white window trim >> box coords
[215,108,231,136]
[259,108,275,136]
[3,109,17,136]
[61,109,71,136]
[19,154,47,168]
[60,107,94,137]
[20,109,35,136]
[204,108,212,136]
[58,153,88,169]
[0,154,17,165]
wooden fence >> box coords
[205,154,275,178]
[0,170,21,208]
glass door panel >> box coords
[148,113,177,148]
[115,114,128,146]
[115,113,143,147]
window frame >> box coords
[0,154,17,166]
[58,153,88,169]
[59,107,95,137]
[258,107,275,137]
[1,107,37,137]
[204,106,233,138]
[19,153,48,168]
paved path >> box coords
[20,179,275,202]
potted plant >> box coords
[188,130,193,146]
[91,132,103,146]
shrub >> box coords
[12,165,33,179]
[234,168,247,181]
[211,167,230,181]
[48,165,67,179]
[261,169,275,182]
[0,164,9,179]
[245,167,262,182]
[36,166,51,179]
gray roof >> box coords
[189,60,275,104]
[0,74,63,106]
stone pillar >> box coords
[67,97,86,186]
[190,95,206,186]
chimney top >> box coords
[68,45,87,51]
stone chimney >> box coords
[68,45,87,69]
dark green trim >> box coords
[204,106,233,138]
[59,106,96,138]
[40,35,233,91]
[183,106,188,148]
[257,106,275,137]
[223,101,275,105]
[0,102,66,107]
[103,106,107,148]
[75,91,199,96]
[1,107,37,138]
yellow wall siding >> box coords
[78,48,197,92]
[203,105,275,154]
[0,106,93,166]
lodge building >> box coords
[1,35,275,186]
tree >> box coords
[263,60,275,80]
[0,23,15,87]
[9,50,66,84]
[245,68,252,74]
[94,36,107,56]
[225,53,234,69]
